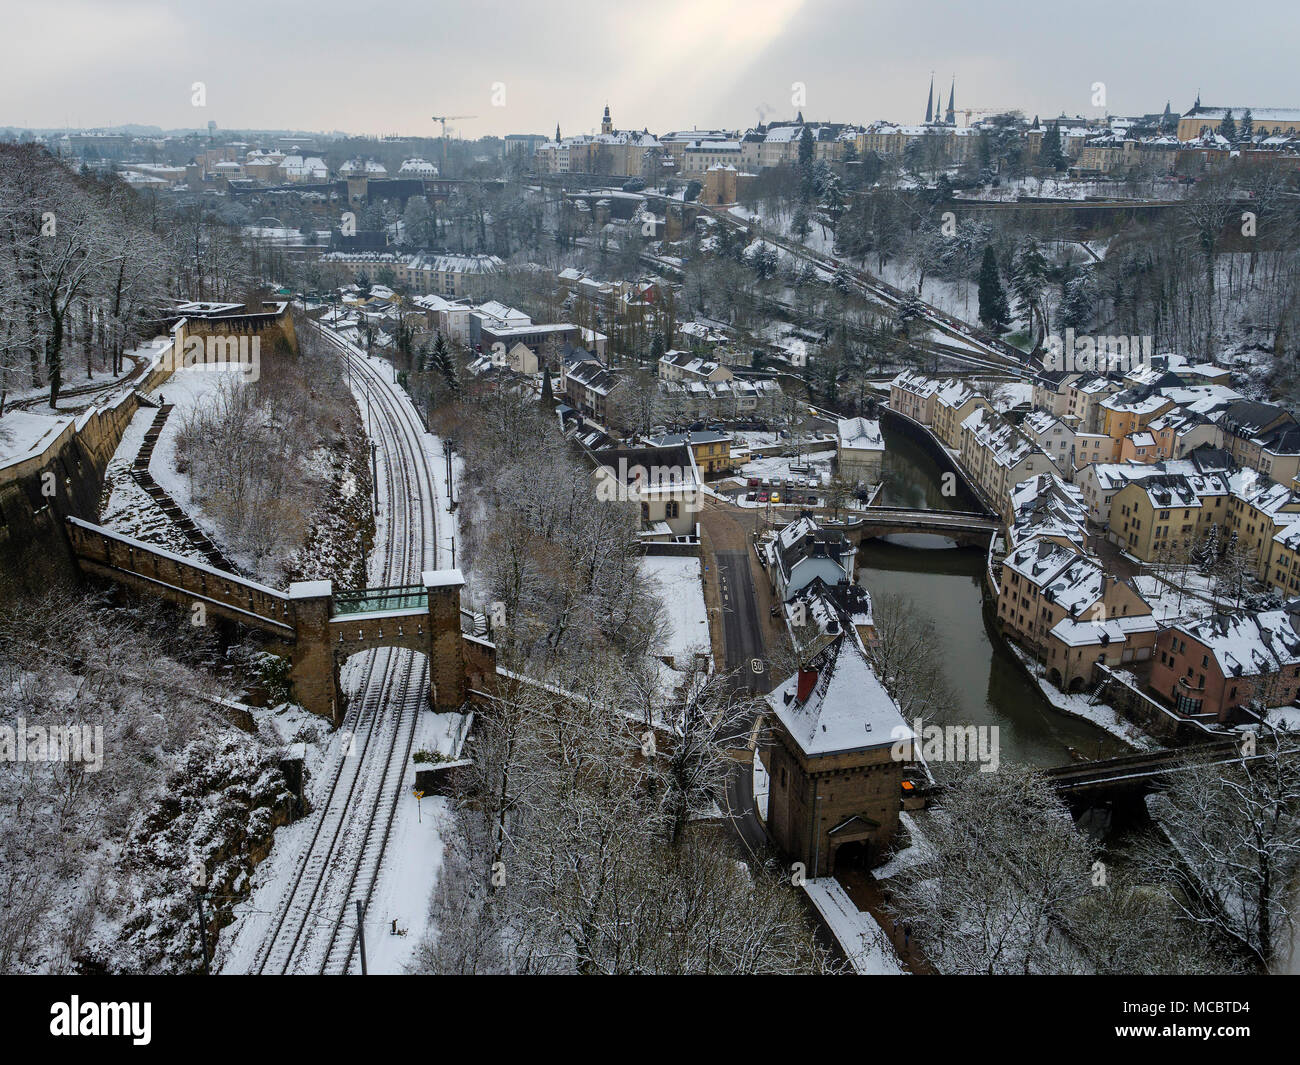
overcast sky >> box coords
[4,0,1293,136]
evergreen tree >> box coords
[1059,274,1093,332]
[1040,122,1066,170]
[897,291,925,334]
[429,330,459,392]
[1010,238,1049,343]
[791,203,811,240]
[1240,109,1254,144]
[976,245,1010,330]
[798,125,815,167]
[1218,109,1237,143]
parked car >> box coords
[757,492,769,503]
[770,492,781,504]
[746,491,757,502]
[747,477,760,487]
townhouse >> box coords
[764,516,858,603]
[660,377,782,424]
[1109,474,1222,561]
[1005,474,1089,551]
[1075,447,1234,527]
[1031,371,1082,419]
[997,537,1156,690]
[594,443,701,541]
[1214,399,1296,473]
[643,429,733,477]
[563,359,624,424]
[931,378,991,450]
[1021,408,1080,474]
[958,407,1061,508]
[657,350,735,385]
[889,369,941,425]
[1064,375,1121,433]
[1100,388,1176,457]
[1150,606,1300,722]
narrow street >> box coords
[698,495,790,692]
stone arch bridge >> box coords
[841,507,1001,548]
[65,517,494,722]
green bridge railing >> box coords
[331,584,427,619]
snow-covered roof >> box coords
[768,636,910,757]
[837,417,884,452]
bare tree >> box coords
[1132,727,1300,971]
[890,766,1095,974]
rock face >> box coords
[106,737,299,974]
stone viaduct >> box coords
[65,517,495,722]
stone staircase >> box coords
[131,404,239,572]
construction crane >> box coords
[431,114,477,170]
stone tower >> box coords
[601,104,612,135]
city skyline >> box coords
[3,0,1293,138]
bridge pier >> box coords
[288,580,338,723]
[424,569,467,712]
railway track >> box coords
[237,322,440,975]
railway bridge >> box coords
[65,517,494,722]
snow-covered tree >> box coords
[1134,726,1300,971]
[977,244,1010,330]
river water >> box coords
[860,419,1127,767]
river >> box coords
[860,418,1127,767]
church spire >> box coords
[925,73,934,123]
[945,76,956,125]
[601,103,612,135]
[555,122,561,142]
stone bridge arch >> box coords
[65,518,489,724]
[292,571,472,722]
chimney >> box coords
[796,667,818,703]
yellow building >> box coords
[1177,107,1300,142]
[644,430,732,477]
[1110,475,1217,562]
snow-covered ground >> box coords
[752,750,769,823]
[875,811,936,879]
[0,409,73,468]
[1008,645,1158,749]
[991,381,1032,411]
[148,364,256,558]
[802,878,905,975]
[737,448,836,492]
[640,554,710,666]
[98,402,206,559]
[1132,572,1223,621]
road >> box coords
[715,549,766,692]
